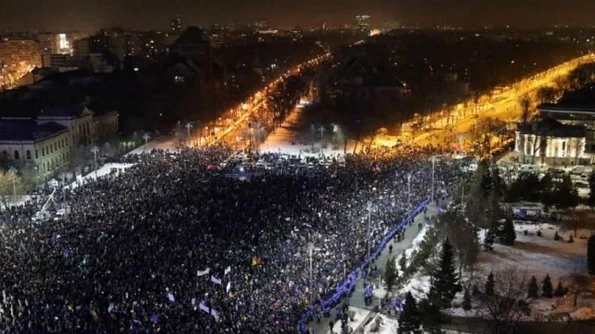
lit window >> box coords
[174,76,185,83]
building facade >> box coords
[0,121,71,181]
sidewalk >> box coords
[307,202,440,334]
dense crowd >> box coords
[0,145,467,333]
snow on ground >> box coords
[126,137,181,156]
[394,225,434,301]
[364,314,399,334]
[477,222,588,283]
[445,221,594,321]
[70,163,135,189]
[259,103,358,157]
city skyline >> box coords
[0,0,594,32]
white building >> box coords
[515,117,587,166]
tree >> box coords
[554,281,566,297]
[485,272,495,296]
[0,169,26,210]
[560,211,595,238]
[484,227,496,251]
[498,218,516,246]
[384,256,398,293]
[399,292,421,334]
[399,253,408,274]
[536,86,559,103]
[553,175,579,210]
[527,276,538,298]
[588,236,595,275]
[542,274,553,298]
[430,238,460,308]
[539,173,555,210]
[478,268,531,334]
[462,288,472,311]
[435,210,479,275]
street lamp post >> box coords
[143,134,151,153]
[91,146,99,179]
[431,156,436,201]
[185,122,193,145]
[8,167,17,200]
[367,201,373,260]
[308,242,314,303]
[407,172,412,204]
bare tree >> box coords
[477,267,531,334]
[0,169,26,210]
[560,211,595,238]
[563,274,593,308]
[435,210,480,277]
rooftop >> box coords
[0,120,67,141]
[518,117,586,138]
[39,105,88,118]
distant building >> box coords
[0,39,42,88]
[355,15,371,32]
[170,27,212,70]
[515,84,595,165]
[254,18,269,30]
[170,15,183,33]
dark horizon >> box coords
[0,0,594,32]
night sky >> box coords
[0,0,593,31]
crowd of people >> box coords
[0,144,467,333]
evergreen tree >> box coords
[540,173,555,210]
[554,281,566,297]
[527,276,539,298]
[554,175,579,210]
[542,274,553,298]
[588,236,595,275]
[399,253,408,274]
[485,272,495,296]
[483,227,495,251]
[499,218,516,246]
[431,239,460,308]
[384,256,398,292]
[462,288,472,311]
[399,292,421,334]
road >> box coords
[400,53,595,149]
[185,54,331,149]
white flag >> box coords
[211,308,221,322]
[197,268,210,277]
[167,292,175,302]
[211,276,222,285]
[199,302,210,314]
[224,266,231,276]
[226,281,231,293]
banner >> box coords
[197,268,210,277]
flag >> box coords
[167,292,175,302]
[211,308,220,322]
[150,313,159,324]
[211,276,222,285]
[226,281,231,293]
[108,303,114,313]
[224,266,231,276]
[251,255,261,266]
[197,268,210,277]
[191,298,196,306]
[199,302,210,314]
